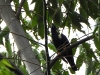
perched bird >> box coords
[51,24,77,71]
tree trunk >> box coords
[0,0,43,75]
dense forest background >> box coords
[0,0,100,75]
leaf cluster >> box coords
[0,0,100,75]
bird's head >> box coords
[51,24,58,33]
[51,24,60,35]
[51,24,62,39]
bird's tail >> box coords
[65,56,77,71]
[71,64,77,71]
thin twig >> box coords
[50,34,96,68]
[0,53,24,75]
[10,31,45,46]
[16,0,26,18]
[43,0,50,75]
[44,33,97,75]
[63,0,73,26]
[0,56,46,69]
[96,68,100,75]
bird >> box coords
[51,24,77,71]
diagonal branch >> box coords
[0,0,44,75]
[50,34,96,68]
[0,53,24,75]
[16,0,26,18]
[44,33,97,75]
[63,0,73,26]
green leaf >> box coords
[79,7,88,21]
[89,49,98,62]
[33,0,44,39]
[52,60,62,71]
[23,0,32,18]
[31,15,38,27]
[79,0,88,12]
[58,0,64,6]
[82,43,90,50]
[63,0,76,11]
[88,1,99,19]
[46,10,52,25]
[20,65,28,75]
[68,67,75,74]
[48,6,55,17]
[13,0,19,11]
[82,43,98,61]
[93,26,98,35]
[5,39,12,57]
[1,59,13,69]
[76,54,84,69]
[41,50,46,61]
[34,0,43,13]
[79,44,86,55]
[69,11,89,24]
[48,43,57,52]
[53,9,62,25]
[71,38,77,55]
[63,71,69,75]
[26,32,39,46]
[37,19,44,38]
[31,0,37,3]
[69,11,89,33]
[0,26,9,45]
[94,35,100,50]
[51,0,57,9]
[99,0,100,4]
[95,17,100,43]
[85,59,93,75]
[33,49,42,63]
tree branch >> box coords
[50,34,96,68]
[96,68,100,75]
[0,26,45,46]
[44,33,96,75]
[43,0,50,75]
[16,0,26,18]
[63,0,73,26]
[0,53,24,75]
[50,35,94,68]
[0,0,44,75]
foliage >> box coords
[0,0,100,75]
